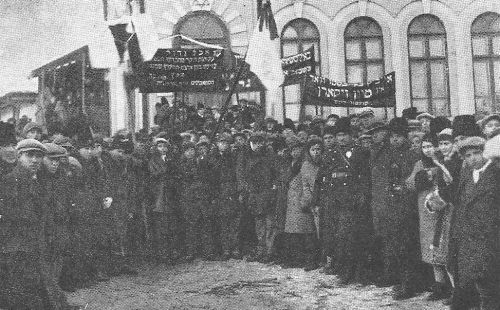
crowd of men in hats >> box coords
[0,104,499,309]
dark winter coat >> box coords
[370,141,419,239]
[0,165,47,254]
[42,166,75,258]
[149,154,180,214]
[447,163,500,282]
[236,148,278,216]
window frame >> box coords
[344,17,386,116]
[407,15,451,116]
[280,18,321,121]
[471,12,500,113]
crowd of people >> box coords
[0,104,499,310]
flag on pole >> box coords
[245,0,284,91]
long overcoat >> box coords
[236,149,277,216]
[284,158,318,234]
[447,163,500,283]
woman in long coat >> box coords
[283,138,322,270]
[406,133,459,301]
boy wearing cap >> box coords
[0,139,76,309]
[236,132,278,262]
[213,133,241,260]
[447,137,500,310]
[149,137,182,264]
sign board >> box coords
[139,48,225,93]
[281,46,315,86]
[303,72,396,108]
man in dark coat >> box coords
[180,141,217,261]
[236,132,278,262]
[317,117,372,284]
[447,137,500,310]
[213,133,242,260]
[148,137,182,264]
[370,118,420,296]
[42,143,76,300]
[0,139,77,309]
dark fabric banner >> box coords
[139,48,225,93]
[281,46,315,86]
[303,72,396,108]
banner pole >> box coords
[211,53,247,141]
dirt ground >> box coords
[67,259,447,310]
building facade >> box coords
[132,0,500,125]
[30,0,500,134]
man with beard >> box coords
[0,139,78,309]
[317,117,371,284]
[236,132,278,262]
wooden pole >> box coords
[211,53,248,141]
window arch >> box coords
[173,11,230,49]
[408,15,450,116]
[471,12,500,113]
[344,17,385,116]
[280,18,321,121]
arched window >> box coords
[408,15,450,116]
[280,18,321,121]
[172,11,231,109]
[472,12,500,113]
[344,17,385,116]
[173,11,230,49]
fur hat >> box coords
[322,126,336,136]
[402,107,419,120]
[452,115,482,138]
[430,116,452,136]
[388,117,409,137]
[333,117,352,135]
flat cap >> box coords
[478,113,500,129]
[457,136,486,153]
[16,138,47,153]
[483,135,500,159]
[357,107,375,118]
[358,134,372,140]
[44,143,67,158]
[416,112,435,121]
[154,137,169,144]
[52,135,73,148]
[22,122,43,136]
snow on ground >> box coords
[67,260,447,310]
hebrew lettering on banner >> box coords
[303,72,396,108]
[139,48,225,93]
[281,46,315,86]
